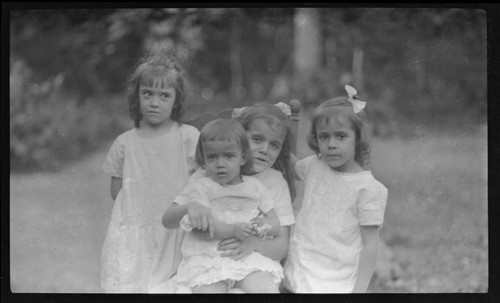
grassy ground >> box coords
[369,128,488,292]
[9,126,487,293]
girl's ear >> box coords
[240,153,248,166]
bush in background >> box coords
[10,57,129,171]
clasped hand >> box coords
[186,201,215,238]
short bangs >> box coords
[139,68,178,89]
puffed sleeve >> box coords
[295,159,306,181]
[178,178,211,231]
[269,178,295,226]
[173,168,208,206]
[254,180,276,214]
[357,183,388,227]
[102,135,125,178]
[295,155,316,181]
[182,124,200,174]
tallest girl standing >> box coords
[101,54,199,292]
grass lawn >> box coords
[9,127,487,293]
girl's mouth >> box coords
[254,157,268,164]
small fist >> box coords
[234,223,253,241]
[251,216,273,239]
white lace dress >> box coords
[101,123,199,293]
[175,176,284,289]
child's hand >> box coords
[187,202,215,237]
[251,216,273,239]
[217,238,254,260]
[233,223,253,241]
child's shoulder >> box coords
[359,171,388,195]
[297,155,319,165]
[242,175,268,189]
[179,123,200,137]
[192,174,219,191]
[253,168,286,186]
[113,128,138,143]
[296,155,320,173]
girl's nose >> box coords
[328,139,337,149]
[216,157,225,167]
[151,95,160,106]
[259,142,269,154]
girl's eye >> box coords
[161,93,170,99]
[226,154,235,159]
[206,155,216,160]
[252,137,262,143]
[271,142,281,150]
[142,91,152,97]
[318,134,328,140]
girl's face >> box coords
[246,118,286,173]
[316,117,362,173]
[202,140,246,185]
[139,80,176,129]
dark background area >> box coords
[10,5,486,171]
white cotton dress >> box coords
[175,175,284,289]
[101,123,199,293]
[148,167,295,293]
[284,155,388,293]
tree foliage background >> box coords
[9,7,487,171]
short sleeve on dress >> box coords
[295,155,316,181]
[181,124,200,174]
[187,178,213,208]
[270,179,295,226]
[357,185,388,227]
[254,180,275,214]
[102,135,125,178]
[173,169,208,205]
[295,159,306,181]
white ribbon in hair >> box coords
[273,102,291,117]
[345,85,366,113]
[232,102,292,118]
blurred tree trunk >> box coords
[230,9,244,100]
[293,8,322,107]
[352,47,364,91]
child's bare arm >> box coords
[352,225,380,293]
[162,203,188,229]
[192,220,253,241]
[110,176,122,200]
[217,225,290,261]
[162,201,216,233]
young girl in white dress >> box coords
[163,118,283,293]
[101,53,199,292]
[283,86,388,293]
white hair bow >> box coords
[345,85,366,113]
[273,102,291,117]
